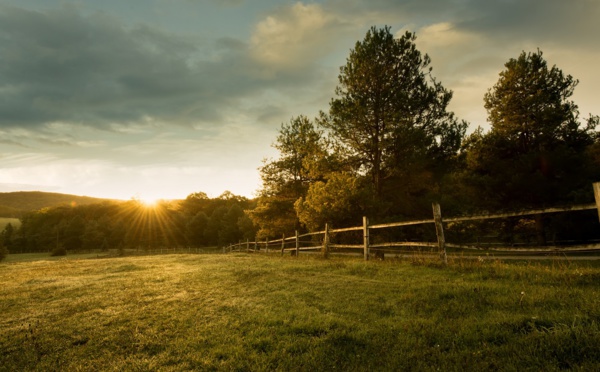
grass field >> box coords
[2,253,600,371]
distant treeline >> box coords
[0,192,257,254]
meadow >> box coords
[1,252,600,371]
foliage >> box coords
[462,51,599,244]
[457,51,600,246]
[0,205,24,218]
[484,50,597,149]
[250,116,331,238]
[252,26,468,235]
[295,172,373,231]
[3,254,600,370]
[9,191,255,253]
[1,223,15,255]
[50,246,66,256]
[0,237,7,261]
[185,211,209,247]
[468,50,599,210]
[322,26,466,209]
[262,115,329,193]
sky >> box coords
[0,0,599,202]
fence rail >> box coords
[227,182,600,263]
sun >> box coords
[133,193,162,207]
[139,196,160,207]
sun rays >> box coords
[116,199,184,249]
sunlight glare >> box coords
[133,193,162,207]
[140,197,160,207]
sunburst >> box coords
[115,198,183,249]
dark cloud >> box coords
[0,4,321,131]
[455,0,600,47]
[208,0,245,7]
[328,0,599,48]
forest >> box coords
[2,26,599,258]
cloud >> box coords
[322,0,599,53]
[250,3,344,70]
[192,0,244,7]
[456,0,600,48]
[0,3,328,133]
[0,5,202,128]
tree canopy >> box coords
[467,50,598,210]
[464,50,599,244]
[250,116,331,238]
[322,26,466,217]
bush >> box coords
[50,247,67,257]
[0,244,7,262]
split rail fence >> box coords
[227,183,600,263]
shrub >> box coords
[50,247,67,257]
[0,243,7,262]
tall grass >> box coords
[1,253,600,371]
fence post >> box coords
[266,238,269,253]
[594,182,600,223]
[363,217,370,261]
[254,240,257,252]
[295,230,299,257]
[281,233,285,256]
[432,203,448,265]
[323,223,330,258]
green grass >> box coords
[2,253,600,371]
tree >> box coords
[205,206,227,247]
[63,216,85,251]
[237,213,258,241]
[322,26,466,211]
[82,221,104,250]
[250,115,330,238]
[0,233,7,261]
[1,223,14,253]
[179,192,210,217]
[219,204,245,246]
[466,50,599,244]
[484,50,597,152]
[186,211,209,247]
[295,172,371,231]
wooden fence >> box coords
[227,183,600,263]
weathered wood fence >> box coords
[227,183,600,263]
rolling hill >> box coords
[0,191,117,217]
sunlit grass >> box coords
[2,253,600,370]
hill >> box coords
[0,191,116,217]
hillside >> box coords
[0,191,116,217]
